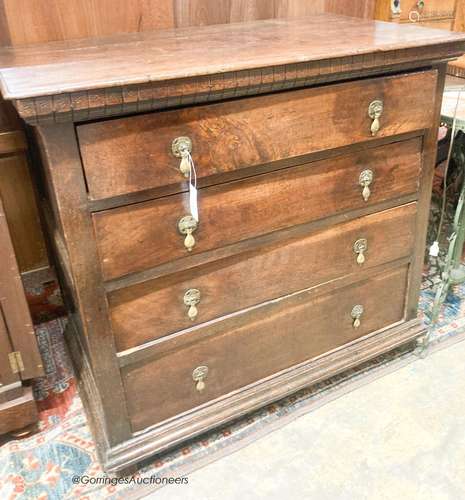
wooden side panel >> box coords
[94,138,422,280]
[0,307,18,388]
[0,155,48,272]
[36,124,132,448]
[78,71,436,201]
[111,203,417,352]
[123,265,409,432]
[0,98,47,273]
[0,386,38,435]
[406,64,447,319]
[0,197,43,379]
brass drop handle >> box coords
[178,215,198,251]
[359,169,374,202]
[351,305,364,329]
[353,238,368,266]
[192,365,208,393]
[172,136,193,178]
[368,100,384,137]
[184,288,201,321]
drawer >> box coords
[94,138,421,280]
[111,203,417,352]
[78,70,436,201]
[123,265,409,432]
[398,0,456,21]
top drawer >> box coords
[77,70,437,201]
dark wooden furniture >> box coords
[0,98,48,274]
[0,196,43,435]
[0,14,463,474]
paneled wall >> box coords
[0,0,375,46]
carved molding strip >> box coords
[12,45,463,124]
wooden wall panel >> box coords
[0,0,175,45]
[275,0,325,18]
[326,0,376,19]
[0,1,374,46]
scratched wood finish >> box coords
[94,139,422,281]
[79,71,435,201]
[123,265,409,431]
[111,204,417,352]
[1,15,464,102]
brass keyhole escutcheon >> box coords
[184,288,201,321]
[178,215,198,251]
[192,365,208,393]
[368,100,384,137]
[172,136,193,178]
[353,238,368,266]
[351,305,364,329]
[359,169,374,202]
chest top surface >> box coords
[0,13,464,124]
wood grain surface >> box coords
[123,265,409,431]
[111,203,417,352]
[94,138,422,280]
[79,71,435,201]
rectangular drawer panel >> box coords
[78,70,436,200]
[123,265,409,432]
[111,203,417,352]
[94,138,421,280]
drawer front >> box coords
[94,138,421,280]
[78,70,436,201]
[123,265,409,432]
[398,0,456,21]
[111,203,417,352]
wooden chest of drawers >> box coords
[0,14,464,475]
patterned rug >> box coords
[1,263,465,499]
